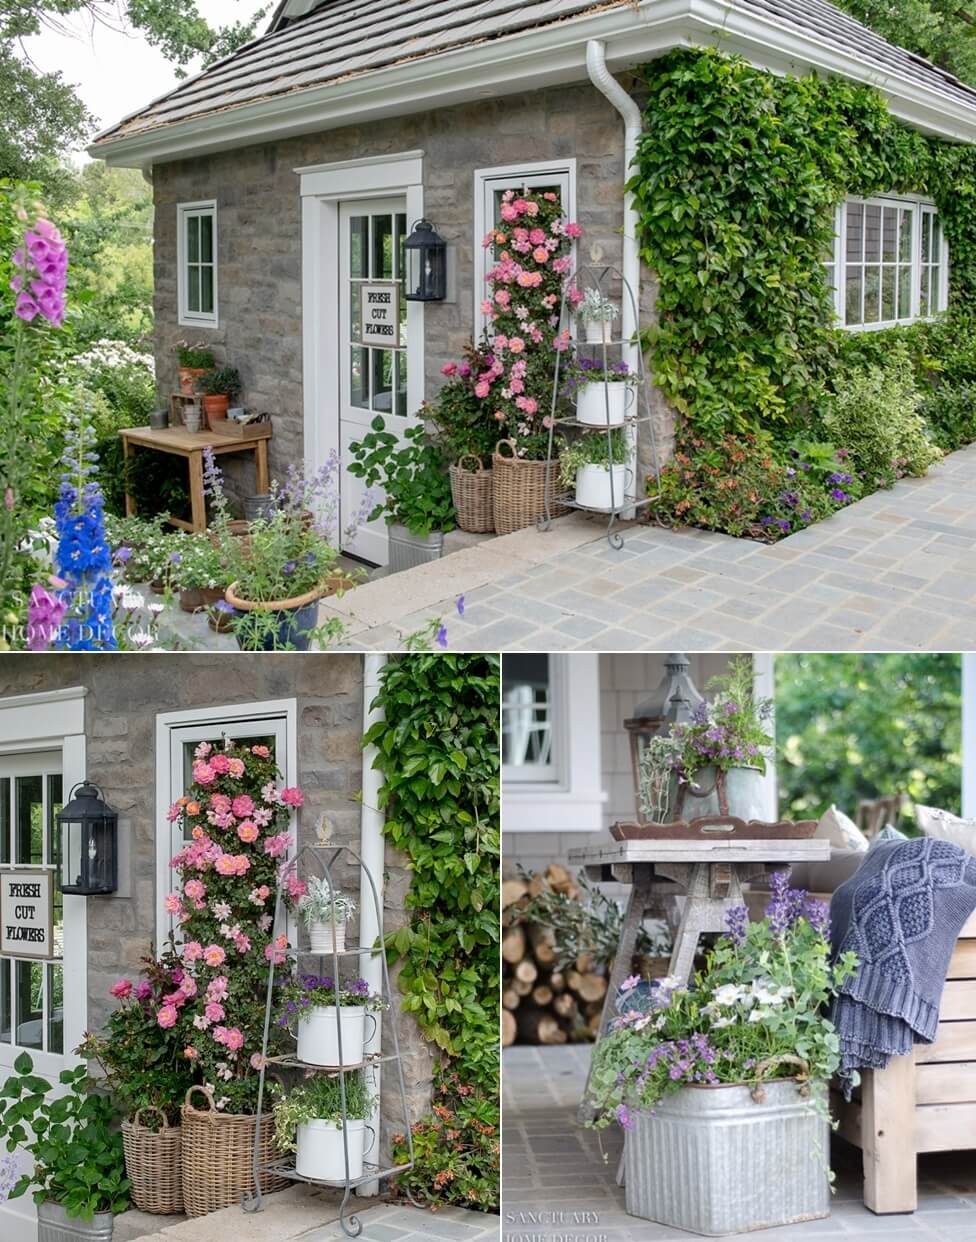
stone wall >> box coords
[0,655,432,1130]
[152,73,675,504]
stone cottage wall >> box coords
[152,74,675,505]
[0,655,432,1130]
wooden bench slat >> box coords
[948,941,976,979]
[916,1062,976,1105]
[960,911,976,939]
[941,980,976,1020]
[915,1102,976,1153]
[916,1021,976,1063]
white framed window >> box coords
[829,194,948,330]
[177,200,218,326]
[154,699,297,948]
[502,654,606,833]
[473,160,576,338]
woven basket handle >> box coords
[457,453,486,473]
[184,1084,217,1114]
[494,439,517,460]
[750,1054,811,1103]
[132,1105,170,1130]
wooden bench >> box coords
[833,909,976,1213]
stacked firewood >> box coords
[501,865,609,1047]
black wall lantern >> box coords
[57,781,118,895]
[403,219,447,302]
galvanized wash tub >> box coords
[37,1200,115,1242]
[624,1080,829,1236]
[388,524,444,574]
[669,765,766,823]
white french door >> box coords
[339,198,409,567]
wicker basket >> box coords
[180,1085,287,1217]
[492,439,565,536]
[450,455,494,533]
[122,1107,183,1215]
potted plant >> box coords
[557,429,631,511]
[199,366,241,426]
[571,358,638,426]
[175,343,215,396]
[169,533,230,612]
[79,950,195,1216]
[577,288,620,343]
[347,416,455,573]
[272,1071,375,1182]
[638,657,774,823]
[286,873,357,952]
[277,974,386,1068]
[586,877,858,1234]
[0,1055,130,1241]
[428,345,501,533]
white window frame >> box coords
[154,699,297,949]
[830,194,948,332]
[473,159,577,339]
[177,199,218,327]
[503,654,606,833]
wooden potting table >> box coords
[119,425,271,533]
[568,836,831,1122]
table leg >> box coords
[188,452,206,533]
[122,437,136,518]
[255,440,269,495]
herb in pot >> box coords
[557,429,629,490]
[577,288,620,325]
[285,873,358,927]
[347,417,455,538]
[200,366,241,399]
[271,1071,373,1147]
[175,343,215,370]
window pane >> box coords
[15,961,42,1050]
[16,775,42,865]
[48,775,63,959]
[864,205,882,262]
[395,213,406,281]
[824,263,835,295]
[187,216,199,264]
[882,208,897,262]
[373,215,393,280]
[881,266,895,321]
[921,213,931,263]
[350,284,362,343]
[931,218,942,263]
[502,655,553,770]
[898,266,912,319]
[350,346,369,408]
[932,266,942,311]
[0,777,8,865]
[0,959,8,1044]
[199,215,213,264]
[200,266,214,315]
[395,351,407,419]
[863,266,880,322]
[900,210,913,262]
[846,204,864,262]
[371,349,393,413]
[921,268,930,314]
[349,217,368,279]
[845,269,862,324]
[47,964,63,1055]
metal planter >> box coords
[624,1081,829,1236]
[37,1200,115,1242]
[388,523,444,574]
[669,765,766,823]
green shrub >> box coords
[919,384,976,451]
[822,346,941,485]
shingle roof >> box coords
[92,0,976,147]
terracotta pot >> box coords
[180,586,227,613]
[202,394,230,420]
[177,366,206,396]
[225,576,350,652]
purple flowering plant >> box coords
[274,973,387,1025]
[587,875,857,1134]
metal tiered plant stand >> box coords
[243,844,414,1238]
[539,264,662,549]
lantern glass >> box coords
[57,782,117,896]
[403,219,446,301]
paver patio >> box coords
[321,442,976,653]
[503,1043,976,1242]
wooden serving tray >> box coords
[610,816,818,841]
[210,417,273,440]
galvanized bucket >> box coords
[37,1200,115,1242]
[669,765,766,822]
[624,1080,829,1236]
[388,523,444,574]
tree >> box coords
[835,0,976,89]
[775,653,962,823]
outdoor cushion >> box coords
[814,804,870,852]
[787,849,865,896]
[916,804,976,855]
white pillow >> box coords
[916,804,976,855]
[814,805,869,853]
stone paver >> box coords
[503,1044,976,1242]
[324,443,976,652]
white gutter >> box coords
[586,39,640,514]
[358,653,387,1197]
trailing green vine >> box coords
[632,47,976,440]
[363,653,499,1210]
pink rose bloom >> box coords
[250,1053,267,1071]
[251,745,270,758]
[223,1027,244,1052]
[203,944,226,968]
[252,807,272,827]
[227,757,245,778]
[110,979,132,1000]
[510,378,524,394]
[157,1005,178,1029]
[192,762,215,785]
[210,794,232,813]
[194,742,212,759]
[280,787,304,808]
[207,975,229,1000]
[262,833,291,859]
[517,271,542,288]
[440,362,457,376]
[564,221,582,238]
[164,892,183,914]
[261,782,281,804]
[532,247,549,264]
[479,299,492,314]
[165,802,182,823]
[474,381,490,399]
[265,934,288,965]
[205,1002,225,1023]
[234,933,251,953]
[180,976,198,998]
[508,337,525,354]
[500,202,517,222]
[182,941,203,962]
[529,228,546,245]
[215,853,238,876]
[134,980,152,1001]
[210,754,231,775]
[237,821,259,843]
[494,289,511,306]
[525,201,539,216]
[184,878,206,901]
[233,854,251,876]
[552,257,571,274]
[232,795,255,817]
[285,871,307,901]
[162,990,186,1008]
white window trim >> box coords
[831,193,949,332]
[177,199,218,327]
[473,159,577,339]
[154,699,297,949]
[503,654,606,833]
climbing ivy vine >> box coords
[632,48,976,438]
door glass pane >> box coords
[882,208,897,262]
[349,217,368,279]
[48,775,63,959]
[395,352,408,419]
[0,958,9,1044]
[16,775,42,865]
[864,205,882,262]
[350,284,362,344]
[199,216,213,264]
[350,347,369,408]
[0,777,8,865]
[863,266,880,322]
[881,266,895,321]
[372,215,393,280]
[200,267,214,315]
[396,213,406,281]
[187,216,199,263]
[188,267,201,314]
[846,204,864,261]
[900,210,913,262]
[15,960,42,1050]
[47,964,63,1054]
[180,736,276,835]
[845,270,862,324]
[371,350,393,413]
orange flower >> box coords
[185,801,200,816]
[191,825,205,840]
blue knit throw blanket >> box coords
[830,837,976,1094]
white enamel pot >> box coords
[584,320,613,343]
[296,1004,375,1067]
[295,1117,376,1183]
[308,920,346,953]
[574,463,633,511]
[576,381,634,427]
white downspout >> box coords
[586,39,642,515]
[358,653,388,1196]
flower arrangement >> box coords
[557,429,629,490]
[569,357,636,386]
[586,874,857,1134]
[286,874,357,928]
[271,1071,373,1146]
[275,974,386,1027]
[163,739,305,1113]
[429,344,504,464]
